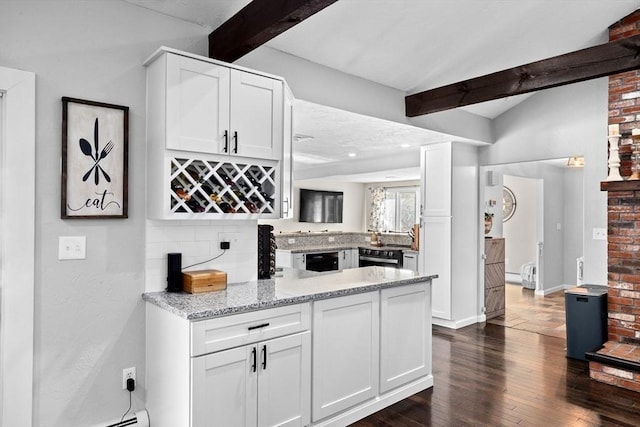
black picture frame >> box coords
[61,97,129,219]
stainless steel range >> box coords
[358,247,403,268]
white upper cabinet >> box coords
[421,142,452,217]
[155,49,283,161]
[166,53,230,154]
[230,70,283,160]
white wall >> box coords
[0,1,211,425]
[503,175,539,275]
[260,179,365,233]
[563,167,584,284]
[480,77,608,286]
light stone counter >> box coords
[143,266,436,320]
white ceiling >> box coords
[124,0,640,180]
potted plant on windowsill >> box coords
[484,212,494,235]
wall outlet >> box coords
[288,238,295,244]
[328,236,335,242]
[122,367,136,390]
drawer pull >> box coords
[223,130,228,153]
[251,347,257,372]
[247,322,270,331]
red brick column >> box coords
[590,10,640,393]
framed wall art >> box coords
[61,97,129,219]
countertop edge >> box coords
[143,274,437,321]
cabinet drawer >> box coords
[485,263,505,289]
[191,303,310,356]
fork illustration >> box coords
[83,140,114,184]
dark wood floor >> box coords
[352,323,640,426]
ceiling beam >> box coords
[405,34,640,117]
[209,0,338,62]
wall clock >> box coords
[503,186,516,222]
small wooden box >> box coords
[182,269,227,294]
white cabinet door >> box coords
[337,250,348,269]
[380,283,431,393]
[402,252,418,272]
[423,216,452,320]
[191,345,257,427]
[166,53,230,154]
[421,142,452,217]
[292,253,305,270]
[258,332,311,427]
[312,292,379,422]
[230,70,283,160]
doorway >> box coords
[0,66,36,427]
[480,158,584,336]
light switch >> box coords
[592,228,607,241]
[58,236,86,260]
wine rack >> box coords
[169,157,276,215]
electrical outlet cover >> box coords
[122,367,136,389]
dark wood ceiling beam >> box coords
[209,0,338,62]
[405,34,640,117]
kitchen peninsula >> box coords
[144,266,435,427]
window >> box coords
[383,186,420,232]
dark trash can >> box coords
[565,285,608,361]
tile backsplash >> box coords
[275,231,412,250]
[145,219,258,292]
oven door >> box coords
[358,256,400,268]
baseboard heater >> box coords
[95,409,149,427]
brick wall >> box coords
[591,9,640,393]
[606,190,640,343]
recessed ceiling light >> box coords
[348,152,356,157]
[400,143,410,148]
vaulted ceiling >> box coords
[124,0,640,179]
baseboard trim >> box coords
[311,375,434,427]
[535,284,571,296]
[433,315,479,329]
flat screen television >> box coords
[299,189,343,223]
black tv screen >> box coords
[299,189,343,223]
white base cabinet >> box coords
[192,331,311,427]
[312,292,379,422]
[146,281,433,427]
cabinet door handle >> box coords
[233,131,238,154]
[223,130,228,153]
[283,198,289,215]
[251,347,257,372]
[261,345,267,370]
[247,322,270,331]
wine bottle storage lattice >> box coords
[170,158,276,214]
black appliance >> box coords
[299,189,343,223]
[358,247,403,268]
[306,252,339,272]
[257,224,276,279]
[565,284,608,361]
[167,252,182,292]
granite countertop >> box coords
[279,244,416,254]
[143,266,437,321]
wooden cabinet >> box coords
[402,252,418,272]
[484,238,505,319]
[162,51,283,160]
[312,292,379,422]
[380,283,431,393]
[145,48,289,219]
